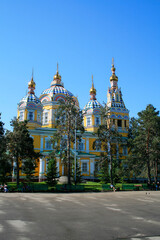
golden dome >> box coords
[90,75,96,95]
[54,63,61,80]
[54,72,61,80]
[28,77,36,88]
[110,58,118,82]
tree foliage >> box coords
[45,151,59,187]
[93,105,123,185]
[6,118,38,187]
[22,157,38,183]
[72,160,82,184]
[53,96,84,185]
[126,104,160,183]
[0,114,12,184]
[95,153,110,184]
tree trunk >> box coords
[108,140,113,185]
[154,158,158,183]
[16,155,19,188]
[110,155,113,185]
[146,129,151,184]
[147,159,151,185]
[67,113,71,186]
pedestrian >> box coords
[4,184,8,193]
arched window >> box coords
[45,138,52,150]
[28,111,34,121]
[87,117,91,126]
[19,111,24,121]
[95,116,100,126]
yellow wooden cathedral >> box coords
[17,61,129,181]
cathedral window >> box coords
[117,119,122,127]
[78,139,85,151]
[87,117,91,126]
[95,116,100,126]
[28,111,34,121]
[94,140,101,151]
[19,111,24,121]
[44,112,48,124]
[45,138,52,150]
[82,162,88,173]
[37,112,41,122]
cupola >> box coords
[83,76,102,132]
[17,73,42,129]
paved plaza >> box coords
[0,191,160,240]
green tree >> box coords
[45,151,59,187]
[6,118,38,187]
[127,105,160,184]
[93,105,122,185]
[151,132,160,183]
[54,96,84,185]
[72,160,82,184]
[96,153,110,184]
[0,114,12,184]
[22,156,38,183]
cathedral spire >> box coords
[56,62,59,74]
[51,63,62,86]
[110,58,118,89]
[54,62,61,80]
[28,70,36,94]
[90,75,96,100]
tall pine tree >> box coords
[0,114,12,184]
[127,105,160,184]
[53,96,84,185]
[6,118,38,187]
[93,105,122,185]
[45,151,59,187]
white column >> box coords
[90,158,95,175]
[86,138,89,153]
[12,161,16,182]
[39,157,44,182]
[57,158,59,176]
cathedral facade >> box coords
[17,62,129,181]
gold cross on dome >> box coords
[112,57,114,66]
[57,62,59,73]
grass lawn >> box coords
[5,181,148,192]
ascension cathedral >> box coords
[17,61,129,181]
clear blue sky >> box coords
[0,0,160,130]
